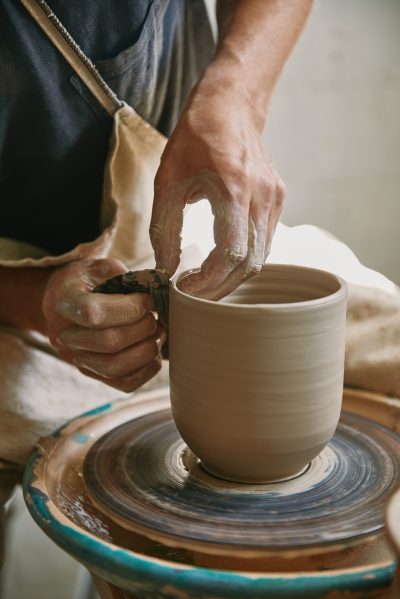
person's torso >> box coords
[0,0,214,255]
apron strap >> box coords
[20,0,123,116]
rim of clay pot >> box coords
[172,264,347,310]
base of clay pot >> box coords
[199,461,310,485]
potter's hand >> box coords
[150,85,285,300]
[42,259,165,392]
[150,0,314,299]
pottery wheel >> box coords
[83,407,400,556]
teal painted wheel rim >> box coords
[23,393,396,599]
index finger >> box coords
[200,211,267,300]
[179,189,250,298]
[56,289,154,329]
[150,180,185,274]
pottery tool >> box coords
[82,397,400,558]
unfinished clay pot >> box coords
[169,264,348,483]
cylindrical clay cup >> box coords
[169,264,348,483]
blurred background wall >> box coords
[265,0,400,284]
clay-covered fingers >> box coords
[150,180,185,274]
[264,170,286,261]
[220,178,286,296]
[172,174,249,297]
[42,258,165,392]
[178,191,265,300]
[78,356,163,393]
[179,168,285,299]
[55,290,164,390]
[56,289,154,330]
[42,258,131,344]
[180,214,265,301]
[217,178,285,297]
[58,313,157,353]
[72,326,166,380]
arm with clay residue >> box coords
[150,0,313,300]
[0,259,166,392]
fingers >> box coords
[180,212,265,301]
[150,179,186,274]
[78,357,163,393]
[72,327,166,379]
[56,291,154,329]
[179,173,285,300]
[220,176,286,298]
[43,258,130,335]
[42,258,166,393]
[58,325,166,392]
[84,258,128,282]
[58,313,157,353]
[202,212,267,301]
[265,174,286,260]
[179,186,250,297]
[150,146,285,300]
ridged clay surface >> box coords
[169,264,348,483]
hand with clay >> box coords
[150,86,285,301]
[41,259,165,391]
[150,0,312,299]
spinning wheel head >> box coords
[83,407,400,557]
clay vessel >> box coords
[169,264,348,483]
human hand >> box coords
[42,259,165,392]
[150,82,285,300]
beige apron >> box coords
[0,0,168,465]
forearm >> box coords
[0,266,51,333]
[152,2,312,296]
[203,0,313,130]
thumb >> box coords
[85,258,128,288]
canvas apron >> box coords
[0,0,168,467]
